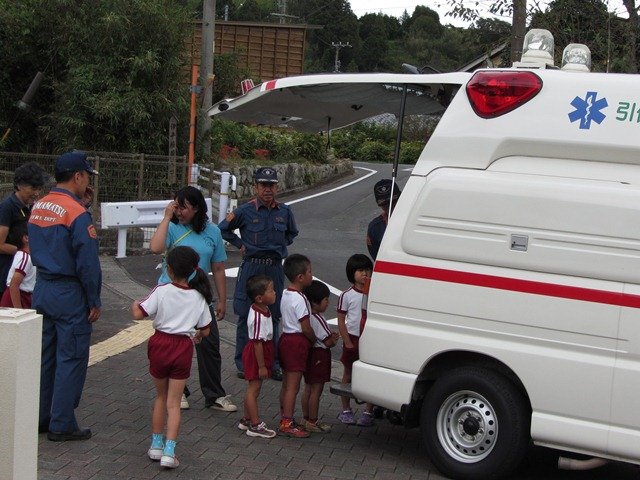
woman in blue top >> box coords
[150,186,236,412]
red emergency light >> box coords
[466,71,543,119]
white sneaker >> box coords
[160,454,179,469]
[180,394,189,410]
[246,421,276,439]
[148,447,163,461]
[210,395,237,412]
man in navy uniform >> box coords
[29,151,101,441]
[366,179,401,261]
[218,167,298,380]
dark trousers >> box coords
[36,278,92,433]
[233,260,284,372]
[185,304,226,403]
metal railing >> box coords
[0,151,236,254]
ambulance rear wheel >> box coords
[421,366,530,480]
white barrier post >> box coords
[117,228,128,259]
[0,309,42,480]
[218,171,230,223]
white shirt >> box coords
[6,250,36,292]
[337,286,365,336]
[140,283,212,336]
[247,304,273,341]
[280,288,311,334]
[310,312,332,349]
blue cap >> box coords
[254,167,278,183]
[55,151,99,176]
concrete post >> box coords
[116,228,128,259]
[218,171,230,223]
[0,309,42,480]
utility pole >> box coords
[201,0,216,158]
[270,0,298,24]
[332,42,351,72]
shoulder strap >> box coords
[168,228,192,252]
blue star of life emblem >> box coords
[568,91,608,130]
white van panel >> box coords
[401,168,640,284]
[363,260,618,426]
[490,157,640,185]
[365,175,621,445]
[350,361,416,411]
[609,282,640,457]
[531,412,610,454]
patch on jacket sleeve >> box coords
[87,224,97,239]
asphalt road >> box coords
[116,162,640,480]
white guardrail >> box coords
[101,168,236,258]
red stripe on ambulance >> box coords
[374,260,640,308]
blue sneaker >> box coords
[356,411,374,427]
[337,409,356,425]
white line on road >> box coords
[286,166,377,205]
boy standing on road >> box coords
[301,280,339,433]
[366,179,401,261]
[238,274,278,439]
[278,254,315,437]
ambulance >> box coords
[209,31,640,479]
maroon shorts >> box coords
[304,347,331,384]
[340,334,360,369]
[242,339,275,381]
[279,332,311,373]
[148,330,194,380]
[0,288,32,308]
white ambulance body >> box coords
[210,68,640,479]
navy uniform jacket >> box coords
[366,213,387,261]
[28,188,102,309]
[218,198,298,258]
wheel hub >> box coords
[436,390,498,463]
[461,413,481,437]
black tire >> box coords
[421,366,530,480]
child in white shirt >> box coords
[278,253,315,438]
[132,246,212,469]
[337,254,374,426]
[238,274,277,439]
[301,280,339,433]
[0,223,35,309]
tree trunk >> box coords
[622,0,638,73]
[510,0,527,63]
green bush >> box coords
[210,120,250,153]
[357,140,392,163]
[332,130,362,160]
[399,141,425,164]
[294,133,327,164]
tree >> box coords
[358,14,391,71]
[530,0,627,72]
[621,0,638,72]
[442,0,528,63]
[288,0,361,72]
[0,0,195,153]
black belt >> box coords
[37,273,79,282]
[245,257,281,266]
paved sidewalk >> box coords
[37,256,440,480]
